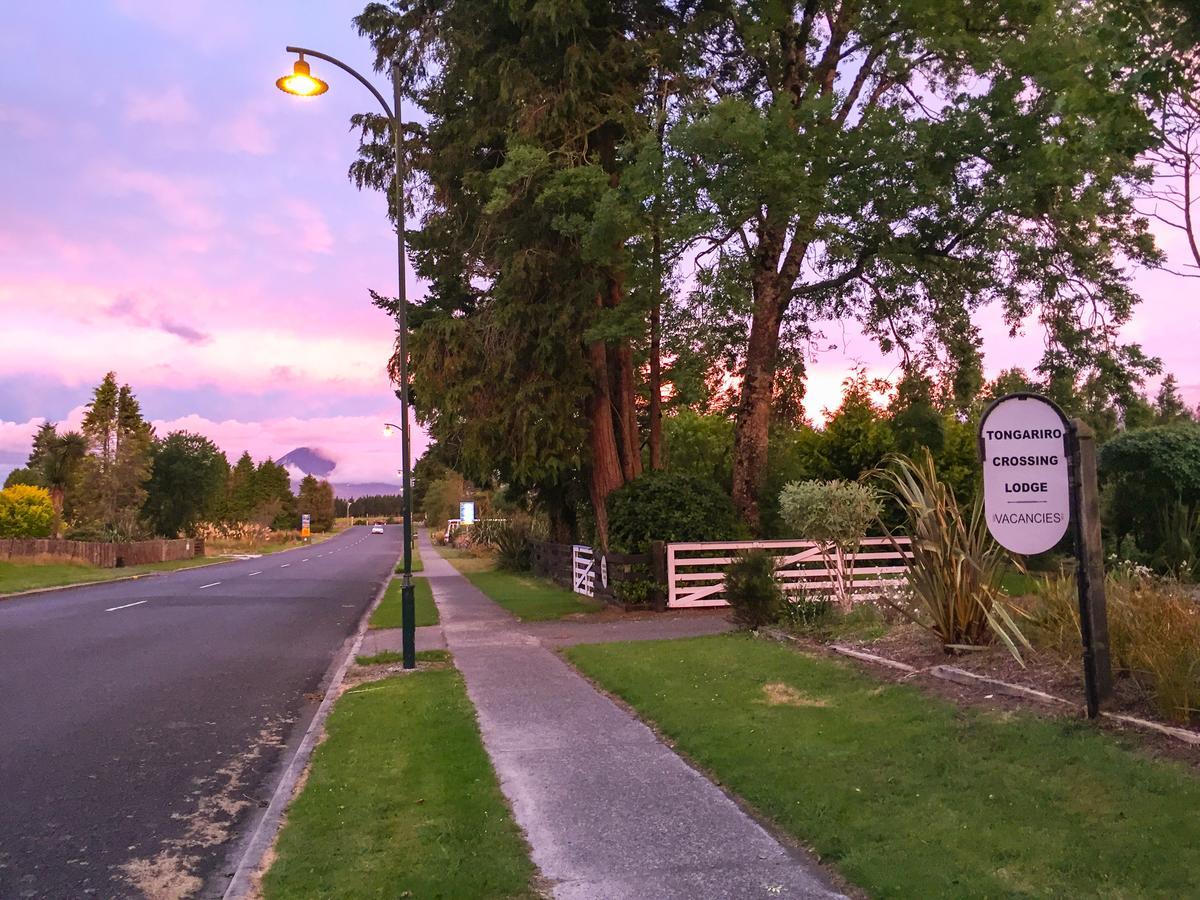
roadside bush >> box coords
[724,551,783,629]
[606,471,739,553]
[778,479,882,608]
[0,485,54,538]
[1022,569,1200,723]
[494,519,532,571]
[879,451,1029,661]
[194,520,275,548]
[1100,423,1200,575]
[471,518,505,548]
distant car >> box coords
[371,523,385,534]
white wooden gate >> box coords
[666,537,912,608]
[572,544,595,597]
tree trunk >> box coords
[648,74,668,471]
[731,275,787,529]
[648,297,663,470]
[615,340,642,481]
[588,332,625,549]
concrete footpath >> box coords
[419,529,845,900]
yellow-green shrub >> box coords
[0,484,55,538]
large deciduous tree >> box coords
[143,432,229,537]
[673,0,1170,525]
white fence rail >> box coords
[572,544,595,597]
[666,537,913,609]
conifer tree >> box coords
[74,373,154,537]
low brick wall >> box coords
[0,538,198,568]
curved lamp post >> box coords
[277,47,417,670]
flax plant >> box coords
[879,451,1030,663]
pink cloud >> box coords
[215,108,276,156]
[125,85,197,126]
[150,411,426,483]
[0,103,47,139]
[94,163,222,232]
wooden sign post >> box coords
[979,394,1112,718]
[1066,419,1113,717]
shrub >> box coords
[610,563,660,608]
[879,451,1029,661]
[1100,423,1200,573]
[606,471,739,553]
[1154,501,1199,581]
[471,518,505,548]
[194,520,275,548]
[779,479,881,543]
[1022,569,1200,723]
[724,551,783,629]
[778,479,882,608]
[776,594,832,630]
[0,484,55,538]
[494,519,532,571]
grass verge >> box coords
[356,649,450,666]
[466,567,601,621]
[0,556,217,596]
[369,576,438,629]
[436,541,600,620]
[261,667,536,899]
[566,633,1200,898]
[394,541,423,573]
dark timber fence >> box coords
[530,539,664,609]
[0,538,199,568]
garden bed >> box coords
[771,621,1200,767]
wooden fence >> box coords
[0,538,199,568]
[666,537,913,609]
[530,540,657,608]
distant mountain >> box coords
[276,446,399,497]
[277,446,336,477]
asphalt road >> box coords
[0,525,400,899]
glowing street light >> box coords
[276,44,417,670]
[275,56,328,97]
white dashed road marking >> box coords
[249,571,262,576]
[199,582,221,589]
[280,564,290,568]
[106,600,147,612]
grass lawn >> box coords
[369,576,438,629]
[466,568,603,620]
[262,668,537,899]
[394,541,423,573]
[567,633,1200,898]
[435,542,601,620]
[0,557,217,596]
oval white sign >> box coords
[978,395,1071,555]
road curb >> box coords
[0,558,228,602]
[221,552,401,899]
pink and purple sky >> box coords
[1,1,1197,486]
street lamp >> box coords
[277,46,417,670]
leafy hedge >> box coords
[606,471,739,553]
